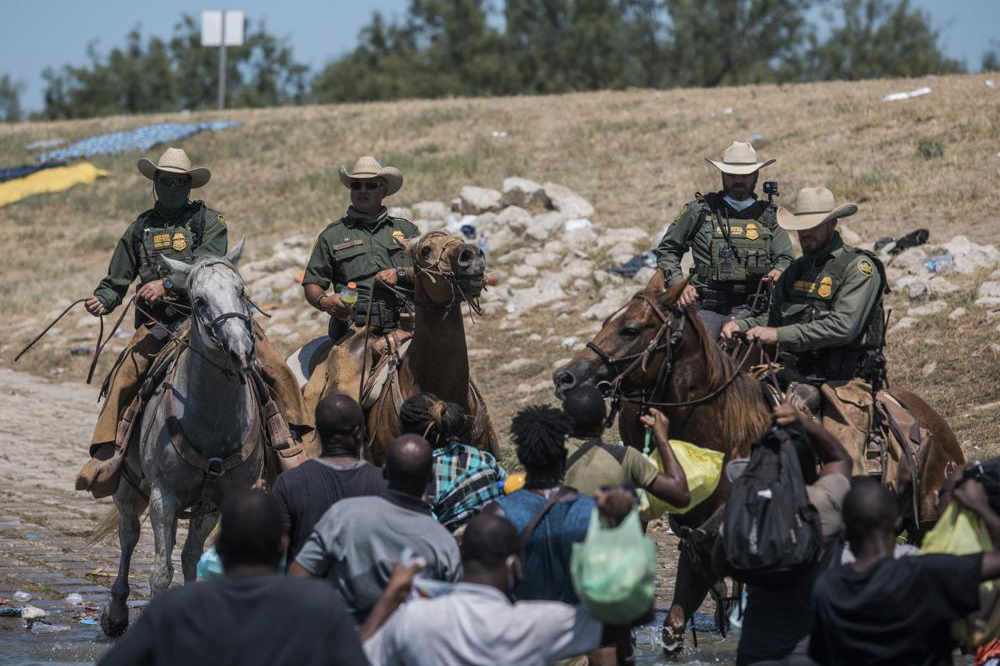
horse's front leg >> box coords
[181,512,220,582]
[147,483,181,597]
[100,484,144,637]
[663,546,713,658]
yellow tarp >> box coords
[0,163,109,207]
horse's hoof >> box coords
[661,625,684,659]
[100,604,128,638]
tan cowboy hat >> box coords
[137,147,211,188]
[338,156,403,196]
[777,187,858,231]
[705,141,775,175]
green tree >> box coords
[983,40,1000,72]
[661,0,815,87]
[0,74,24,122]
[804,0,963,80]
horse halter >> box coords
[410,231,485,317]
[586,292,686,400]
[190,260,254,353]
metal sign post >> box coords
[201,10,245,110]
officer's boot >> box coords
[75,442,123,499]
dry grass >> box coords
[2,72,999,461]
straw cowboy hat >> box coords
[777,187,858,231]
[706,141,775,175]
[338,156,403,196]
[137,147,211,188]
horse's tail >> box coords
[88,498,149,546]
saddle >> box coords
[110,324,304,512]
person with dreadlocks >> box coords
[399,393,507,532]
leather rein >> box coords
[586,293,758,413]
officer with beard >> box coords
[654,141,794,338]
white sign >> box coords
[201,10,245,47]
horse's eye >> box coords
[421,246,433,259]
[619,327,640,338]
[193,297,205,308]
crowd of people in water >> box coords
[97,386,1000,666]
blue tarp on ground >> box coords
[39,121,242,163]
[0,162,65,183]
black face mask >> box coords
[154,179,192,212]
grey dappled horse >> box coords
[101,240,266,637]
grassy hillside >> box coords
[2,73,999,460]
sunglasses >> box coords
[156,175,190,188]
[350,181,382,191]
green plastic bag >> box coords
[645,439,724,517]
[571,508,656,624]
[920,502,1000,645]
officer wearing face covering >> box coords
[76,148,309,498]
[654,141,795,339]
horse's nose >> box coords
[553,369,577,396]
[456,247,477,271]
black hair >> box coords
[842,476,899,548]
[216,489,285,570]
[385,434,433,495]
[562,385,607,434]
[510,405,571,475]
[461,512,521,570]
[398,392,469,448]
[315,393,365,455]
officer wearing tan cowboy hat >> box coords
[302,156,419,340]
[721,186,887,382]
[76,147,310,497]
[654,141,794,338]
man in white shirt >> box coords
[360,490,636,666]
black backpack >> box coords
[722,423,823,588]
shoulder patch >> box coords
[858,259,874,276]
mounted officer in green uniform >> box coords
[300,156,420,403]
[722,186,890,471]
[76,148,309,497]
[655,141,794,338]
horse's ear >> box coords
[644,268,666,294]
[225,237,246,266]
[394,234,414,250]
[159,256,191,277]
[662,276,690,306]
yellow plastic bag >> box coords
[645,439,724,517]
[920,502,1000,645]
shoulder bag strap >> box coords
[520,486,575,544]
[565,437,599,471]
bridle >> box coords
[586,292,758,418]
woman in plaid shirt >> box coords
[400,393,508,532]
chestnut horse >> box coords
[553,272,964,652]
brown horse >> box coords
[553,272,964,652]
[303,231,498,464]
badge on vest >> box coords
[858,259,874,276]
[817,276,833,298]
[217,214,226,227]
[745,222,760,241]
[152,233,172,249]
[172,232,187,251]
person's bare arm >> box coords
[286,560,316,579]
[303,283,351,319]
[481,501,505,519]
[358,560,425,643]
[773,403,852,478]
[640,409,691,508]
[953,479,1000,580]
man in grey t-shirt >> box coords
[288,435,461,622]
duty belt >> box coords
[697,281,760,314]
[797,348,870,382]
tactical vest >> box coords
[692,192,776,288]
[130,201,207,284]
[784,245,887,377]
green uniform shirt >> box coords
[655,193,794,292]
[737,233,884,353]
[302,206,420,301]
[562,438,659,497]
[93,203,228,311]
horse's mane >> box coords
[686,309,770,457]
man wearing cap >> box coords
[655,141,794,338]
[76,148,309,497]
[721,186,886,384]
[302,156,419,340]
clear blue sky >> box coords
[1,0,995,113]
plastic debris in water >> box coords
[65,593,84,606]
[80,618,99,626]
[21,605,47,620]
[31,623,71,633]
[13,591,31,602]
